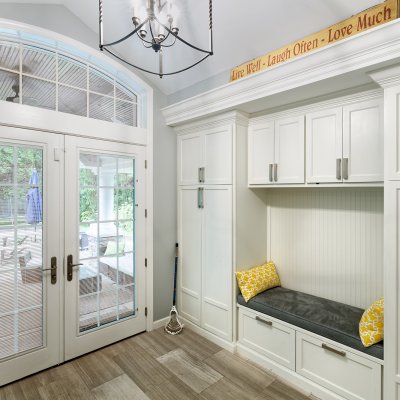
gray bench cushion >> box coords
[237,287,383,360]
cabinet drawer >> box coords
[296,332,381,400]
[238,308,295,370]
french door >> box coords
[0,127,146,385]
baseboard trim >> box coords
[236,343,345,400]
[180,317,236,353]
[152,316,169,330]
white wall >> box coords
[0,3,177,322]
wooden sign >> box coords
[230,0,399,82]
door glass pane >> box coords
[79,153,135,333]
[0,143,43,361]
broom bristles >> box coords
[165,306,183,335]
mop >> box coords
[165,243,183,335]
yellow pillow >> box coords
[359,298,384,347]
[235,261,281,302]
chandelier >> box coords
[98,0,214,78]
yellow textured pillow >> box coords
[235,261,281,302]
[359,298,384,347]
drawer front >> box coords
[238,308,295,370]
[296,332,381,400]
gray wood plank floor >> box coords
[0,327,319,400]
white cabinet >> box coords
[306,107,343,183]
[178,126,232,186]
[178,185,233,341]
[306,98,383,184]
[296,332,382,400]
[248,116,305,185]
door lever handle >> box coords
[67,254,83,282]
[43,256,57,285]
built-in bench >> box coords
[237,286,383,360]
[236,287,383,400]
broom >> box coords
[165,243,183,335]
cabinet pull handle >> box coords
[256,316,273,326]
[336,158,342,180]
[274,164,278,182]
[201,167,205,183]
[198,187,204,209]
[198,167,202,183]
[322,343,346,357]
[269,164,273,182]
[343,158,349,180]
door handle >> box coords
[197,187,204,209]
[343,158,349,180]
[274,164,278,182]
[67,254,83,282]
[336,158,342,180]
[42,256,57,285]
[269,164,273,182]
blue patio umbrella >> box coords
[26,169,42,225]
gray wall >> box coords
[0,3,177,322]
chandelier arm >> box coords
[155,19,212,54]
[149,20,157,43]
[160,36,177,48]
[137,32,154,45]
[101,17,150,48]
[102,47,211,77]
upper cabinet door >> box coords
[203,126,233,184]
[343,99,383,183]
[306,107,343,183]
[274,116,305,184]
[178,132,202,186]
[248,122,275,185]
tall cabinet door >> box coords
[178,186,202,325]
[202,186,232,341]
[274,116,305,184]
[203,126,233,184]
[343,99,383,183]
[248,122,275,184]
[178,133,202,185]
[306,107,343,183]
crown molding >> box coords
[162,19,400,127]
[369,64,400,88]
[173,110,249,135]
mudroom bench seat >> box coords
[237,287,383,400]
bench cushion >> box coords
[237,287,383,360]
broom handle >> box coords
[173,243,179,306]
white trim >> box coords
[152,316,170,330]
[179,317,236,353]
[162,19,400,126]
[236,343,345,400]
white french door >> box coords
[0,127,62,385]
[0,128,147,385]
[64,136,146,360]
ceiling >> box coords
[0,0,383,95]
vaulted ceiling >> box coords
[0,0,383,95]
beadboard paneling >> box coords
[267,188,383,309]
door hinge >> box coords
[145,258,147,267]
[145,307,148,317]
[145,160,147,169]
[145,209,148,218]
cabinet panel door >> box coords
[343,99,383,183]
[202,186,232,341]
[248,122,275,185]
[178,187,202,325]
[275,116,305,184]
[306,107,343,183]
[203,126,232,184]
[178,133,202,185]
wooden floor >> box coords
[0,327,319,400]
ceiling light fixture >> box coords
[98,0,213,79]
